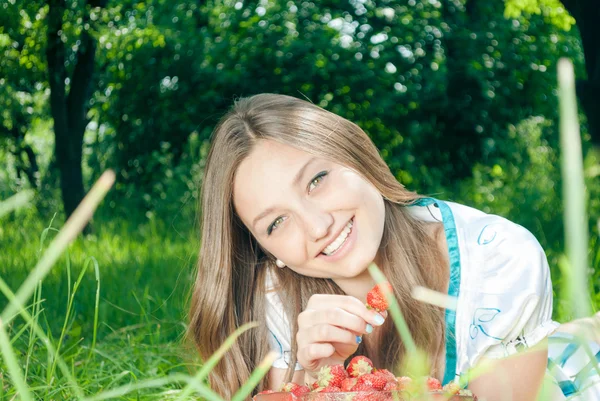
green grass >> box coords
[0,199,204,400]
[0,208,197,342]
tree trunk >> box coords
[46,0,105,219]
[561,0,600,146]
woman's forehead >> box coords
[232,141,317,224]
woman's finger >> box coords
[297,343,336,372]
[305,294,386,328]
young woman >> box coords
[187,93,600,400]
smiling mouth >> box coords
[321,218,354,256]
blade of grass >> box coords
[368,263,417,354]
[231,351,277,401]
[88,257,101,361]
[24,282,43,381]
[557,58,592,319]
[0,317,34,401]
[82,373,223,401]
[49,256,101,381]
[411,286,457,311]
[1,170,115,326]
[175,322,258,400]
[0,189,34,218]
[0,276,86,400]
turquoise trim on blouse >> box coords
[410,197,461,385]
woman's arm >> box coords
[468,340,548,401]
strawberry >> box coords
[350,382,376,392]
[316,364,348,388]
[280,382,309,396]
[346,356,374,377]
[351,386,384,401]
[292,385,310,396]
[311,380,320,390]
[373,368,396,383]
[383,381,399,391]
[356,373,388,390]
[366,282,392,312]
[426,377,442,391]
[340,377,358,391]
[318,386,342,393]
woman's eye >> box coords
[308,171,328,193]
[267,216,285,235]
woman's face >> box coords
[233,140,385,279]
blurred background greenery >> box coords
[1,0,599,382]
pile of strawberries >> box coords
[256,355,476,400]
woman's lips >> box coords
[318,217,356,262]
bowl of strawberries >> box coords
[254,355,477,401]
[255,283,477,400]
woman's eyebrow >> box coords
[251,157,318,229]
[292,157,317,187]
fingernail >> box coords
[356,335,362,344]
[365,324,373,334]
[374,314,385,326]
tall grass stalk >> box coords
[0,189,34,218]
[230,352,277,401]
[49,257,101,381]
[0,316,34,401]
[82,374,222,401]
[368,263,417,355]
[557,58,592,319]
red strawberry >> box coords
[318,386,342,393]
[366,282,392,312]
[383,381,399,391]
[350,382,376,392]
[426,377,442,391]
[346,356,374,377]
[374,368,397,383]
[311,380,320,390]
[280,382,308,395]
[293,385,310,396]
[351,385,383,401]
[341,377,358,391]
[316,364,348,388]
[356,373,388,390]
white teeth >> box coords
[322,219,353,256]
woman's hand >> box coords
[296,294,386,377]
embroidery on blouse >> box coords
[470,308,502,340]
[477,225,497,245]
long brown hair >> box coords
[188,94,447,399]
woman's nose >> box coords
[301,205,333,241]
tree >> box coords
[46,0,107,218]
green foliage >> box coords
[504,0,576,31]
